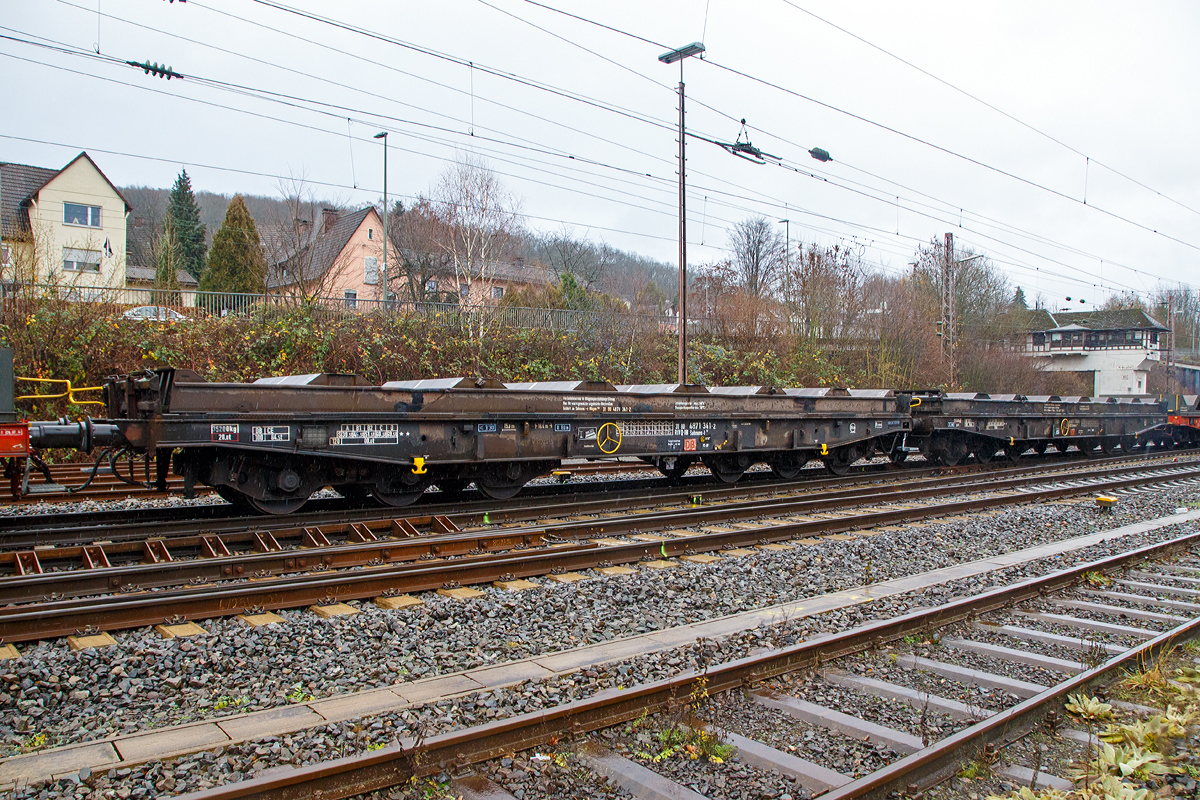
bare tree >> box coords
[430,153,522,322]
[262,176,356,305]
[387,198,458,303]
[728,217,785,298]
[783,242,866,340]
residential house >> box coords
[423,257,554,305]
[266,207,395,307]
[0,152,131,298]
[1018,307,1169,395]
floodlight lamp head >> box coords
[374,131,388,139]
[659,42,705,64]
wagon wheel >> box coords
[216,484,254,512]
[373,470,432,507]
[822,445,857,476]
[476,461,545,500]
[657,456,696,483]
[1053,440,1070,453]
[1100,437,1119,455]
[887,449,908,466]
[1002,443,1023,462]
[769,452,808,480]
[704,454,750,484]
[973,440,999,464]
[934,436,968,467]
[1076,439,1099,458]
[246,494,311,515]
[1031,441,1048,456]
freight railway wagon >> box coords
[908,391,1171,466]
[1167,395,1200,443]
[28,369,913,514]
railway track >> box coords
[142,516,1200,800]
[4,447,1195,546]
[2,454,1198,642]
[4,458,656,504]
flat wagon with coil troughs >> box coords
[907,391,1174,466]
[26,368,913,514]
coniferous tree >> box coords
[1012,286,1028,310]
[200,196,266,301]
[166,169,207,280]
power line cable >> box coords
[777,0,1200,221]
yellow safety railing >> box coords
[15,377,106,406]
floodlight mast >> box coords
[658,42,705,384]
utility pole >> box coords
[942,232,955,386]
[658,42,704,385]
[1167,293,1176,392]
[676,77,687,383]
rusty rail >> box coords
[172,531,1200,800]
[2,458,1199,602]
[1,463,1197,641]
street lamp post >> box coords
[658,41,704,385]
[373,131,389,307]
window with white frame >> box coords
[492,286,504,299]
[367,228,374,240]
[364,256,378,285]
[344,289,357,308]
[424,279,437,294]
[63,203,101,228]
[63,248,101,273]
[0,244,9,266]
[459,284,469,298]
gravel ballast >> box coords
[3,484,1199,798]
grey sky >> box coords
[3,0,1197,308]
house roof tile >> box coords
[1020,307,1168,333]
[1,152,132,240]
[0,162,59,239]
[267,206,375,288]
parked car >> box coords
[122,305,188,322]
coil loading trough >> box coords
[29,369,913,514]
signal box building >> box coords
[1020,308,1169,396]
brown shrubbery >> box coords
[3,295,1096,424]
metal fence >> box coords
[0,283,722,337]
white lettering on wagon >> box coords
[563,396,617,412]
[330,423,400,446]
[253,425,291,443]
[210,423,238,442]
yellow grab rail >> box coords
[16,377,106,406]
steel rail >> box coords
[1,465,1198,642]
[171,530,1200,800]
[3,448,1194,552]
[5,446,1192,541]
[3,458,1199,603]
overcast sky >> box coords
[3,0,1198,309]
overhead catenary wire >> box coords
[776,0,1200,221]
[516,0,1200,256]
[4,10,1176,298]
[35,0,1180,293]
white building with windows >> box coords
[0,152,131,297]
[1019,308,1169,396]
